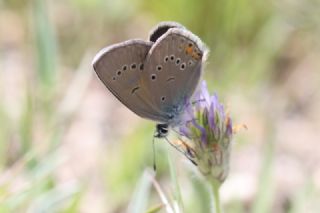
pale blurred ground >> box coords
[0,0,320,213]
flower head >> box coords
[177,81,235,183]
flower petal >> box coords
[225,116,233,137]
[201,81,211,107]
[208,100,216,130]
[193,81,211,109]
[191,119,207,145]
[179,125,191,138]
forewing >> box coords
[92,39,167,122]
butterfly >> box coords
[92,21,207,138]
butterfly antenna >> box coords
[170,129,198,166]
[164,136,197,166]
[172,128,190,139]
[152,132,157,171]
[191,98,205,105]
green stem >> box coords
[210,179,222,213]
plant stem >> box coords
[210,179,221,213]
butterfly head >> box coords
[155,123,169,138]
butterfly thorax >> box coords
[162,100,187,126]
[155,99,188,138]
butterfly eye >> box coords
[151,74,157,81]
[175,58,181,65]
[122,65,127,71]
[188,43,193,47]
[180,63,186,70]
[156,65,162,71]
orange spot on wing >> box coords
[185,45,202,60]
[185,46,193,55]
[192,51,202,60]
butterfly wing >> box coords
[148,21,185,42]
[93,39,168,122]
[142,28,207,121]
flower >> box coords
[177,81,235,183]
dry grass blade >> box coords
[148,171,175,213]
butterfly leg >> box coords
[152,132,157,171]
[191,98,206,105]
[163,135,197,166]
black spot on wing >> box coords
[131,86,140,94]
[167,77,175,82]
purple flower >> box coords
[177,80,235,183]
[208,99,216,130]
[193,81,211,109]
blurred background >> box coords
[0,0,320,212]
